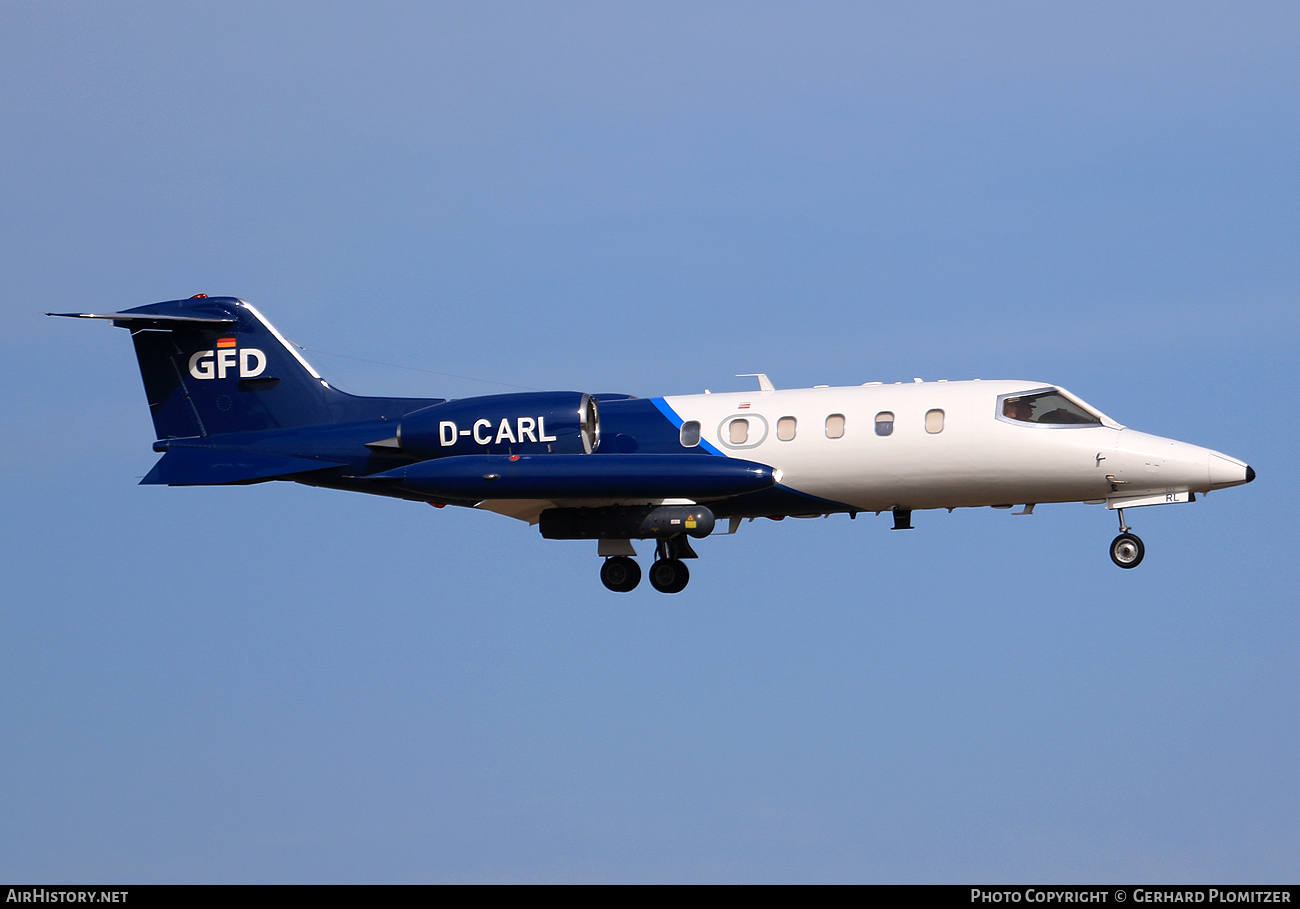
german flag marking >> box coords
[216,337,236,348]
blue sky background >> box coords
[2,2,1296,882]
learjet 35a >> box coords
[52,296,1255,593]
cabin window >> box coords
[925,409,945,434]
[1001,390,1102,426]
[875,412,894,436]
[729,419,750,445]
[680,421,701,447]
[825,414,845,439]
[777,416,797,441]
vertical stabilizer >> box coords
[52,297,354,438]
[126,297,346,438]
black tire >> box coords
[1110,532,1145,569]
[600,556,641,592]
[648,558,689,593]
[667,560,690,593]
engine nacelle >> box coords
[398,392,599,458]
[540,505,716,540]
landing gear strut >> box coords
[649,536,692,593]
[1109,507,1145,569]
[600,556,641,592]
[597,535,696,593]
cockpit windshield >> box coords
[1001,389,1101,426]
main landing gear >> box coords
[598,536,695,593]
[600,556,641,592]
[648,557,689,593]
[1109,507,1145,569]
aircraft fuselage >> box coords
[52,296,1255,591]
[655,381,1250,514]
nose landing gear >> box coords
[1109,507,1145,569]
[1110,533,1145,568]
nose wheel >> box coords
[1108,506,1145,569]
[1110,532,1145,568]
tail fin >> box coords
[52,296,352,438]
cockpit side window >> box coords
[1001,390,1101,426]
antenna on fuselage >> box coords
[736,374,775,392]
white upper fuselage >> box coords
[662,380,1250,513]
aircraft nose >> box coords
[1208,453,1253,489]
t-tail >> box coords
[49,296,444,487]
[50,295,401,439]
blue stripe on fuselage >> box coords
[587,397,712,455]
[648,397,727,457]
[648,398,860,516]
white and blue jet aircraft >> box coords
[53,296,1256,593]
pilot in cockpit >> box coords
[1003,398,1034,422]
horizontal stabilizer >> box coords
[368,453,777,500]
[47,311,236,327]
[142,447,346,486]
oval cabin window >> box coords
[825,414,845,439]
[777,416,797,441]
[680,421,701,447]
[729,419,750,445]
[925,409,945,434]
[875,412,894,436]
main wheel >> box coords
[600,556,641,592]
[648,558,689,593]
[1110,532,1145,569]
